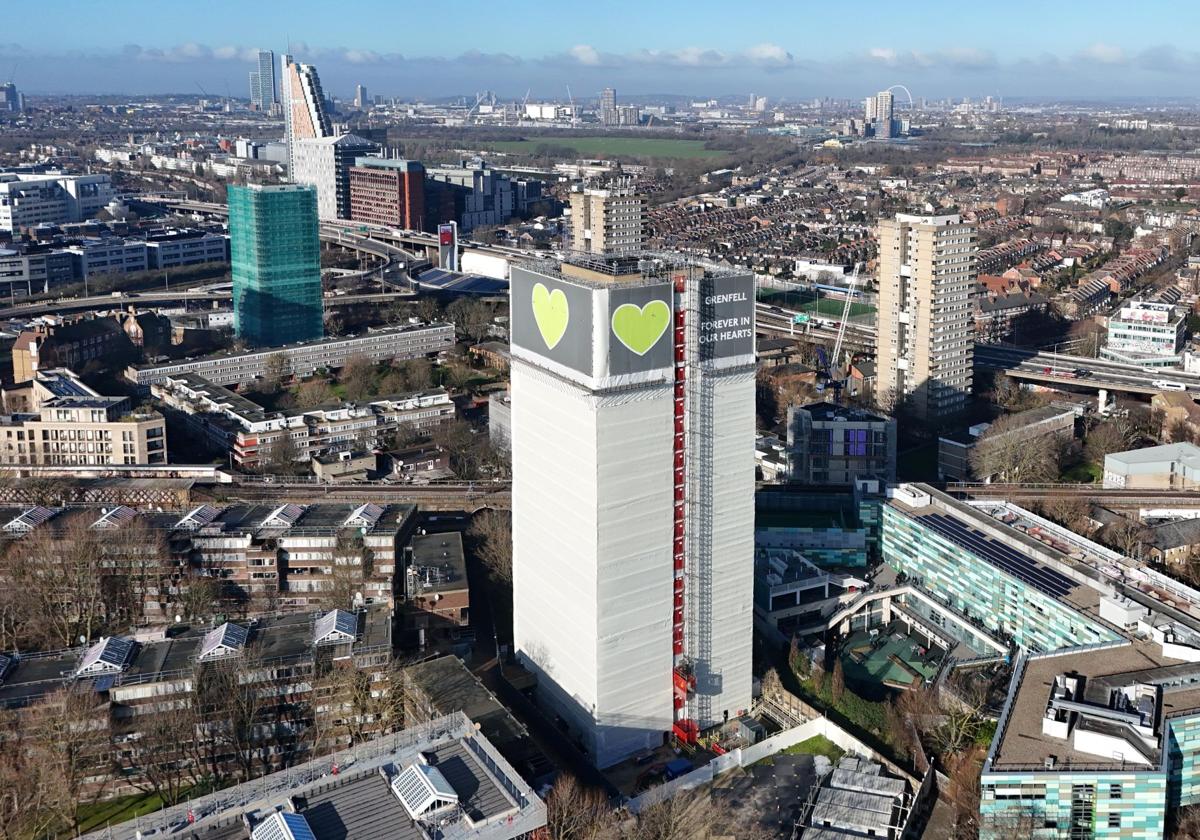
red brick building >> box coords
[348,157,425,231]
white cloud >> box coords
[745,43,794,67]
[568,44,601,66]
[1079,43,1126,65]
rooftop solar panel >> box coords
[91,506,138,529]
[916,512,1075,598]
[3,505,55,533]
[313,609,358,645]
[76,637,135,676]
[344,502,385,528]
[176,504,221,530]
[198,622,249,661]
[261,503,305,529]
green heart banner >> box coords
[532,282,569,350]
[611,300,670,356]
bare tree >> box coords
[1102,517,1150,559]
[468,510,512,583]
[415,297,442,323]
[1084,420,1131,463]
[28,684,111,835]
[116,700,196,807]
[7,518,111,648]
[830,658,846,704]
[968,416,1061,483]
[1039,496,1095,536]
[625,789,722,840]
[296,378,336,408]
[0,706,61,840]
[340,354,377,401]
[544,774,619,840]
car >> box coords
[1073,368,1091,378]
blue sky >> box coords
[6,0,1200,100]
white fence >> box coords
[626,715,879,813]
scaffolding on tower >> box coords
[670,264,715,746]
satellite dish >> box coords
[78,635,86,645]
[175,615,182,623]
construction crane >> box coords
[565,84,578,125]
[814,265,860,401]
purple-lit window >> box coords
[845,428,868,457]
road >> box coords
[197,479,511,510]
[975,343,1200,397]
[0,287,414,319]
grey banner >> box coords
[604,281,674,376]
[509,265,593,375]
[697,273,755,361]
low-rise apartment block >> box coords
[152,373,455,468]
[126,321,456,386]
[0,605,396,796]
[786,401,897,487]
[0,368,165,466]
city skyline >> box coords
[5,0,1200,98]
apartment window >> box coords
[1109,783,1122,799]
[1108,813,1121,829]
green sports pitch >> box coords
[757,288,875,318]
[484,136,726,159]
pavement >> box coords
[711,753,819,837]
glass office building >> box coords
[229,184,323,347]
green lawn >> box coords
[77,790,185,834]
[481,136,727,160]
[782,734,845,763]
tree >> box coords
[627,789,722,840]
[1039,496,1094,536]
[1084,420,1130,463]
[263,352,290,390]
[968,416,1061,483]
[262,431,299,473]
[6,517,111,649]
[468,510,513,583]
[1102,517,1150,559]
[340,354,376,401]
[415,297,442,323]
[1175,187,1189,200]
[400,358,435,391]
[296,378,336,408]
[28,684,111,835]
[830,658,846,704]
[0,706,61,840]
[544,774,619,840]
[116,699,196,807]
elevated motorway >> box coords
[975,343,1200,398]
[0,287,412,319]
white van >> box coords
[1153,380,1187,392]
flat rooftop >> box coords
[407,531,467,594]
[990,640,1200,771]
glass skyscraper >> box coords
[229,184,323,347]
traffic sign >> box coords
[793,313,810,324]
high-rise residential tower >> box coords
[248,49,277,112]
[568,177,646,255]
[290,133,379,220]
[600,87,617,126]
[354,84,368,109]
[1,82,21,113]
[875,212,976,422]
[282,55,334,177]
[510,252,756,767]
[229,184,323,347]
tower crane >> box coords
[814,264,860,401]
